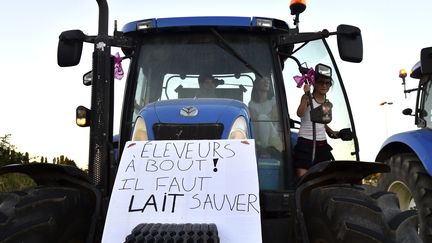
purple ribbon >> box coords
[293,68,315,88]
[113,52,124,80]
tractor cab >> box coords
[399,47,432,129]
[116,16,360,190]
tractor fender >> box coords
[0,163,100,202]
[376,129,432,175]
[0,163,91,186]
[296,160,389,189]
[0,163,101,243]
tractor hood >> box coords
[141,98,249,124]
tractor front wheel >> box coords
[304,184,420,243]
[378,153,432,242]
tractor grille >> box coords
[153,123,224,140]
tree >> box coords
[23,152,30,164]
[0,134,26,166]
[1,134,78,167]
[0,134,79,192]
[54,155,77,167]
[0,134,36,191]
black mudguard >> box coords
[297,160,389,188]
[295,161,389,243]
[0,163,91,186]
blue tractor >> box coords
[376,47,432,243]
[0,1,421,242]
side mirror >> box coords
[57,30,86,67]
[421,47,432,75]
[338,128,354,141]
[410,62,422,79]
[402,108,413,116]
[336,25,363,63]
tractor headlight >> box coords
[228,116,248,140]
[131,116,148,141]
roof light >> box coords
[137,20,154,30]
[256,18,273,28]
[290,0,307,15]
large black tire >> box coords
[304,184,420,243]
[378,153,432,242]
[124,223,219,243]
[0,186,94,243]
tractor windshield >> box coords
[126,31,284,156]
[130,32,274,110]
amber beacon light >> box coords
[399,69,407,78]
[290,0,307,15]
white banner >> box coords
[102,139,262,243]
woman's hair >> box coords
[315,75,333,84]
[312,75,333,94]
[251,76,274,102]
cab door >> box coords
[281,40,359,161]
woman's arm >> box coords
[297,84,310,118]
[325,125,339,139]
[297,94,309,117]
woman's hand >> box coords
[303,84,311,94]
[328,131,339,139]
[325,125,339,139]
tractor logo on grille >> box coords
[180,106,198,117]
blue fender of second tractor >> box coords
[380,129,432,175]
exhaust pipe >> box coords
[96,0,109,35]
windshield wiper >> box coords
[210,28,264,78]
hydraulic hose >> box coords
[306,88,316,164]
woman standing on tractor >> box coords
[294,65,340,177]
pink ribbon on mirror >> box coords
[114,52,124,80]
[293,68,315,88]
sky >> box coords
[0,0,431,169]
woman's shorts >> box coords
[293,137,334,169]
